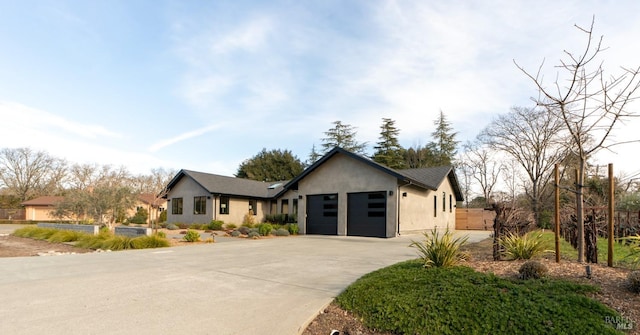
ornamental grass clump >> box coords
[628,271,640,294]
[410,228,469,268]
[500,231,550,260]
[519,260,549,280]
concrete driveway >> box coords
[0,231,490,335]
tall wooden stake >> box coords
[555,164,560,263]
[608,163,614,267]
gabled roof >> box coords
[399,166,464,201]
[138,193,167,206]
[21,196,64,206]
[166,169,286,199]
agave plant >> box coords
[410,228,469,268]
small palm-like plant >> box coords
[410,228,469,268]
[500,231,549,260]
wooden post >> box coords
[555,164,561,263]
[608,163,614,267]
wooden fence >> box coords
[456,208,495,231]
[0,208,25,220]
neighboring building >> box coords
[134,194,167,225]
[164,147,463,238]
[21,196,65,221]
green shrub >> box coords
[207,220,224,230]
[101,235,136,250]
[190,223,205,230]
[166,223,179,230]
[155,231,167,238]
[231,230,241,237]
[519,260,549,280]
[128,207,149,225]
[274,228,290,236]
[628,271,640,294]
[500,231,550,260]
[158,210,167,223]
[225,223,237,230]
[287,223,299,235]
[248,231,260,238]
[258,223,274,236]
[410,228,469,268]
[183,229,201,242]
[336,261,620,335]
[177,223,189,229]
[237,226,250,235]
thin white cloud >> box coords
[148,123,224,153]
[0,101,121,139]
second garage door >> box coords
[347,191,387,238]
[306,194,338,235]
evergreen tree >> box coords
[320,121,367,155]
[307,144,322,166]
[236,148,305,182]
[427,111,459,166]
[403,146,435,168]
[372,118,405,169]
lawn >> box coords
[336,260,624,335]
[539,231,639,269]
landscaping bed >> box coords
[0,234,92,257]
[303,237,639,335]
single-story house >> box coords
[21,194,167,224]
[165,147,463,238]
[21,196,65,221]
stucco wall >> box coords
[296,153,399,237]
[398,178,456,234]
[166,177,213,224]
[215,197,266,225]
[24,206,60,221]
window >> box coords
[171,198,183,215]
[433,195,437,217]
[281,199,289,214]
[449,194,453,213]
[443,192,446,212]
[292,199,298,215]
[219,196,229,214]
[194,196,207,215]
[248,199,257,215]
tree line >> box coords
[0,147,175,226]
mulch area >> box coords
[0,234,92,257]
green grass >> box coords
[539,231,639,268]
[337,260,622,335]
[12,226,170,251]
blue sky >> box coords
[2,0,640,180]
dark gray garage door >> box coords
[347,191,387,238]
[306,194,338,235]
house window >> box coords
[433,195,437,217]
[281,199,289,214]
[172,198,183,215]
[248,199,257,215]
[194,196,207,215]
[443,192,446,212]
[292,199,298,215]
[220,196,229,215]
[449,194,453,213]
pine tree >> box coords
[236,148,305,182]
[427,111,459,166]
[320,121,367,155]
[307,144,321,166]
[372,118,405,169]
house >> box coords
[164,147,463,238]
[134,194,167,225]
[21,196,65,221]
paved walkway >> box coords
[0,230,490,335]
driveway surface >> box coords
[0,231,490,335]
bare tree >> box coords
[515,17,640,262]
[460,141,502,207]
[480,106,566,229]
[0,147,67,201]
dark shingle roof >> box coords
[167,170,287,199]
[399,166,463,201]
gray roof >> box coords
[399,166,463,201]
[167,169,286,199]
